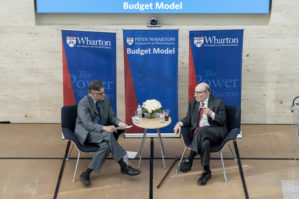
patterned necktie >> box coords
[198,102,205,126]
[96,102,103,125]
[193,102,205,135]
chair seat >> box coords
[211,128,240,152]
[62,128,99,152]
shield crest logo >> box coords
[66,36,76,48]
[126,37,134,46]
[194,36,204,48]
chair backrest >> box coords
[61,105,100,152]
[211,105,241,151]
[61,105,77,132]
[225,105,241,132]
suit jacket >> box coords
[74,95,121,145]
[181,95,227,139]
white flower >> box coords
[142,99,162,114]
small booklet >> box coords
[116,125,133,130]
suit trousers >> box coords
[191,126,223,167]
[86,131,126,172]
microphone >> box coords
[291,96,299,112]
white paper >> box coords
[116,125,133,130]
[127,151,138,159]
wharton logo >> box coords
[194,36,239,47]
[66,36,76,47]
[126,37,134,45]
[194,37,204,48]
[66,36,112,48]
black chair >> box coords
[176,105,248,198]
[61,105,99,182]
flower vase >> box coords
[144,113,155,119]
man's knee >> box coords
[202,139,210,148]
[198,127,210,137]
[101,131,115,141]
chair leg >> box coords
[66,143,74,160]
[233,140,249,199]
[219,151,228,182]
[228,143,237,161]
[72,151,81,182]
[176,147,188,174]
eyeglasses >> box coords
[93,91,105,96]
[194,91,206,95]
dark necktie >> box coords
[193,102,205,135]
[96,102,103,125]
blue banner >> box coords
[37,0,270,14]
[189,30,243,107]
[123,30,178,133]
[62,30,117,111]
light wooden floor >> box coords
[0,124,299,199]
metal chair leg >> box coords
[219,151,228,182]
[233,140,249,199]
[66,143,74,160]
[228,143,237,161]
[72,151,81,182]
[176,147,188,174]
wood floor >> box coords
[0,124,298,199]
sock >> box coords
[85,168,92,175]
[187,151,196,162]
[204,166,210,172]
[123,154,128,165]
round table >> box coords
[133,117,172,168]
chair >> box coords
[176,105,248,198]
[61,105,99,182]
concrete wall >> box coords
[0,0,298,124]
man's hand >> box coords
[202,107,212,116]
[118,122,128,128]
[102,125,116,133]
[173,123,181,134]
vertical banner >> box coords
[62,30,117,111]
[123,30,178,135]
[189,29,243,107]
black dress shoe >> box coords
[179,159,193,173]
[79,172,90,185]
[198,170,211,185]
[121,165,141,176]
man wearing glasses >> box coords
[174,82,227,185]
[75,80,140,185]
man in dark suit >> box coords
[174,82,227,185]
[75,80,140,185]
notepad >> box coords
[116,125,133,130]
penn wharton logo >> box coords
[66,36,76,47]
[126,37,134,45]
[194,36,204,48]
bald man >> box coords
[174,83,227,185]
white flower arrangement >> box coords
[142,99,163,116]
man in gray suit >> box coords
[174,82,227,185]
[75,80,140,185]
